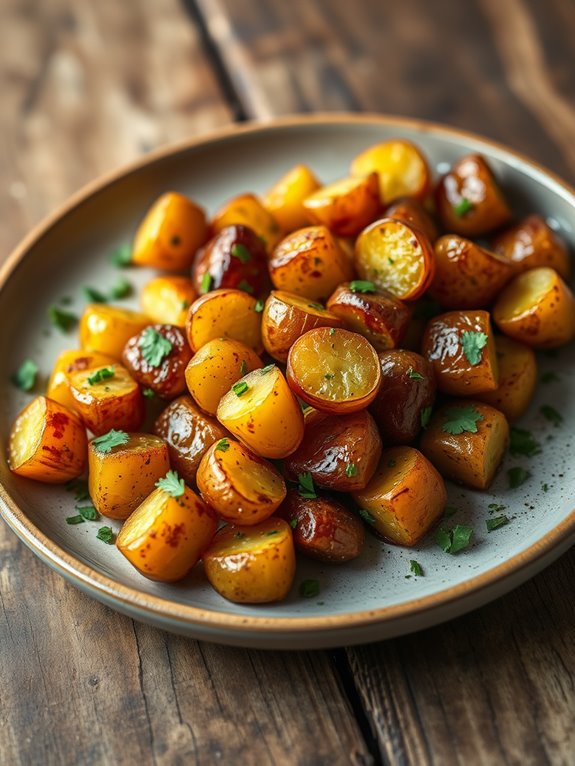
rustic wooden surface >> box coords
[1,0,574,764]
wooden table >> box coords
[2,1,574,763]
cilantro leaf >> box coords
[76,505,99,521]
[142,387,155,398]
[48,305,77,333]
[453,198,474,217]
[442,406,483,435]
[486,515,509,532]
[240,360,247,376]
[111,244,132,267]
[298,472,317,499]
[96,526,115,544]
[254,299,265,313]
[358,508,376,525]
[83,286,107,303]
[92,429,129,453]
[488,503,506,514]
[509,427,541,458]
[289,518,298,529]
[436,525,473,554]
[232,381,249,397]
[231,243,252,263]
[109,278,133,300]
[215,438,230,452]
[540,404,562,427]
[420,406,432,429]
[11,359,38,392]
[66,515,85,525]
[155,470,185,498]
[260,364,275,374]
[407,367,424,381]
[237,280,254,294]
[200,273,213,294]
[507,466,531,489]
[87,366,115,386]
[345,463,357,477]
[308,302,325,311]
[409,560,424,576]
[299,579,320,598]
[139,327,173,367]
[349,280,376,294]
[461,330,488,366]
[65,478,90,502]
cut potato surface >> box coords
[69,364,144,436]
[476,336,537,422]
[351,140,430,202]
[79,304,151,360]
[140,276,197,327]
[47,350,117,411]
[185,288,263,354]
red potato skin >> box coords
[385,197,440,243]
[369,350,436,445]
[491,214,572,280]
[276,490,365,562]
[122,325,192,399]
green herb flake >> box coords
[507,466,531,489]
[260,364,275,374]
[237,280,254,294]
[509,427,541,458]
[83,286,107,304]
[442,405,483,435]
[76,505,99,521]
[111,244,132,267]
[329,328,336,336]
[488,503,506,514]
[540,404,563,427]
[266,530,279,537]
[297,472,317,500]
[65,478,90,502]
[92,429,130,454]
[308,302,324,311]
[453,197,474,217]
[66,515,85,525]
[155,470,185,498]
[349,280,376,294]
[541,371,560,384]
[109,278,133,300]
[461,330,488,366]
[87,366,115,386]
[11,359,38,392]
[299,579,320,599]
[324,373,335,380]
[420,406,433,429]
[48,305,78,333]
[486,515,509,532]
[409,560,424,576]
[232,381,249,397]
[142,387,155,398]
[407,367,424,381]
[234,531,246,540]
[436,524,473,554]
[216,438,230,452]
[200,273,214,294]
[289,518,298,529]
[240,360,248,376]
[359,508,376,525]
[542,482,550,492]
[345,463,357,478]
[231,243,252,263]
[139,327,173,367]
[388,257,395,265]
[254,299,265,313]
[181,300,190,311]
[96,526,115,544]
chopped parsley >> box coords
[507,466,531,489]
[407,367,424,381]
[436,525,473,554]
[11,359,38,392]
[232,381,249,397]
[540,404,562,427]
[200,273,213,293]
[297,472,317,499]
[215,438,230,452]
[542,482,550,492]
[139,327,173,367]
[237,280,254,294]
[359,508,376,525]
[87,366,115,386]
[299,579,320,598]
[345,463,357,477]
[349,280,376,294]
[234,531,246,540]
[260,364,275,374]
[96,526,115,544]
[155,470,185,498]
[453,197,474,217]
[289,518,298,529]
[92,429,129,453]
[76,505,99,521]
[142,387,155,398]
[240,360,248,376]
[266,530,279,537]
[48,305,77,333]
[409,560,424,576]
[254,299,265,313]
[111,244,132,267]
[488,503,506,514]
[486,515,509,532]
[83,286,107,303]
[231,243,252,263]
[509,427,541,458]
[461,330,488,366]
[109,278,133,300]
[420,406,433,429]
[308,302,324,311]
[65,478,90,502]
[442,405,483,435]
[66,515,85,525]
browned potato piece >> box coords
[302,173,381,237]
[153,395,229,485]
[326,283,412,351]
[69,364,144,436]
[476,336,537,421]
[46,350,117,411]
[140,276,197,327]
[435,154,512,236]
[203,518,296,603]
[269,225,354,301]
[79,305,151,361]
[369,350,436,444]
[422,310,499,396]
[351,140,431,202]
[492,214,571,280]
[185,288,263,354]
[197,439,286,525]
[420,400,509,490]
[430,235,514,309]
[122,325,191,399]
[493,267,575,348]
[185,338,262,415]
[385,197,439,243]
[277,490,364,563]
[284,409,382,491]
[210,193,282,252]
[263,164,320,233]
[352,447,446,546]
[262,290,344,363]
[88,434,170,520]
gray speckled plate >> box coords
[1,115,574,649]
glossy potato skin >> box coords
[492,214,571,280]
[385,197,439,243]
[210,193,282,252]
[476,336,537,422]
[140,276,197,327]
[122,324,192,399]
[422,310,499,396]
[153,395,229,485]
[326,283,412,351]
[47,350,117,411]
[302,173,381,237]
[269,225,354,301]
[277,490,365,563]
[284,409,382,491]
[185,288,264,354]
[191,225,269,296]
[369,350,436,444]
[263,164,320,233]
[262,290,344,363]
[435,154,512,237]
[350,140,430,202]
[420,400,509,490]
[430,235,514,309]
[79,304,151,360]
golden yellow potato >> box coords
[352,447,446,546]
[351,139,430,202]
[211,192,282,252]
[203,518,296,603]
[185,288,264,354]
[263,164,321,233]
[185,338,262,415]
[476,336,537,422]
[46,350,117,411]
[197,438,286,524]
[302,173,381,237]
[493,267,575,348]
[132,192,208,271]
[116,477,218,582]
[8,396,87,483]
[79,304,150,360]
[88,433,169,520]
[140,276,197,327]
[420,400,509,490]
[217,365,304,458]
[69,364,144,436]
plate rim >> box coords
[1,112,575,638]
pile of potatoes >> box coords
[8,140,574,603]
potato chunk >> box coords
[302,173,381,237]
[263,164,321,233]
[351,140,430,202]
[122,325,192,399]
[140,276,197,327]
[46,350,117,411]
[69,364,144,435]
[79,304,150,360]
[492,214,571,280]
[211,193,282,252]
[475,336,537,422]
[185,288,263,354]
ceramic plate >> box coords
[1,115,574,649]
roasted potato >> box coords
[419,400,509,490]
[211,193,282,252]
[263,164,320,233]
[350,139,430,202]
[354,218,435,301]
[326,283,412,351]
[122,325,191,399]
[197,438,286,524]
[116,477,218,582]
[185,338,262,415]
[140,276,197,327]
[492,214,571,280]
[422,310,499,396]
[352,447,446,546]
[369,350,436,444]
[89,433,170,519]
[46,350,117,411]
[261,290,344,363]
[132,191,209,271]
[69,364,144,435]
[269,225,354,301]
[8,396,87,483]
[277,490,364,562]
[203,518,296,603]
[217,366,304,459]
[493,267,575,348]
[153,395,228,485]
[435,154,512,236]
[284,409,382,491]
[185,288,264,354]
[475,336,537,421]
[302,173,381,237]
[385,197,439,243]
[430,235,514,309]
[286,328,382,413]
[79,304,150,360]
